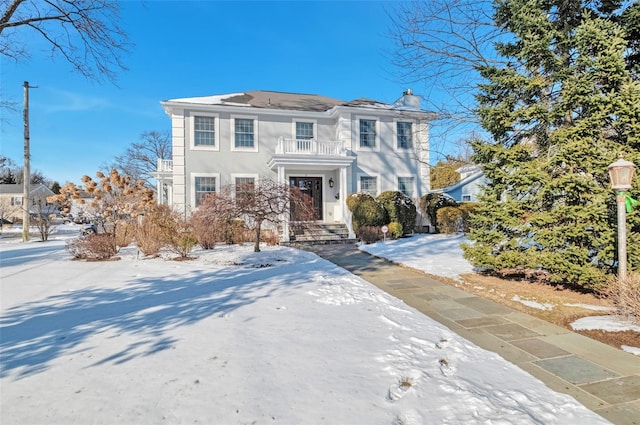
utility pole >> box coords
[22,81,35,242]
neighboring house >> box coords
[156,89,437,241]
[434,165,486,203]
[0,183,56,223]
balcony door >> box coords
[290,177,322,221]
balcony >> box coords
[157,159,173,173]
[276,137,345,156]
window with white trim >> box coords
[296,122,314,140]
[194,176,217,207]
[462,194,472,202]
[11,196,23,206]
[398,176,415,198]
[194,116,216,146]
[234,118,254,148]
[397,121,413,149]
[359,119,377,148]
[359,176,378,196]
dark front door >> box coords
[290,177,323,220]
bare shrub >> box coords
[190,191,236,249]
[260,229,279,246]
[116,221,135,248]
[358,226,381,244]
[604,273,640,324]
[65,234,117,260]
[134,204,175,257]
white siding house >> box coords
[157,89,437,241]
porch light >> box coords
[608,156,636,280]
[329,178,334,188]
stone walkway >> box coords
[303,243,640,425]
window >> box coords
[296,122,314,140]
[235,176,255,203]
[11,196,23,206]
[360,176,377,196]
[194,176,217,207]
[359,119,377,148]
[194,116,216,146]
[462,194,472,202]
[235,118,254,148]
[398,177,415,198]
[397,121,413,149]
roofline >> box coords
[161,99,439,121]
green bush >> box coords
[377,191,417,235]
[420,193,458,233]
[387,221,403,239]
[346,193,386,234]
[436,206,462,234]
[458,202,479,233]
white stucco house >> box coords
[155,89,437,241]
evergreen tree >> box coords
[463,0,640,289]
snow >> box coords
[512,295,554,311]
[571,316,640,333]
[361,234,640,339]
[0,229,619,424]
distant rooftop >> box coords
[166,89,427,113]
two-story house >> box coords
[156,89,437,241]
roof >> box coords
[165,90,434,114]
[0,183,54,196]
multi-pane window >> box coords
[235,118,254,148]
[397,121,413,149]
[462,194,472,202]
[194,116,215,146]
[359,119,377,147]
[398,177,415,198]
[296,122,314,140]
[195,176,216,206]
[235,177,255,203]
[360,176,377,196]
[11,196,23,206]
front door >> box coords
[290,177,323,220]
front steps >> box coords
[283,222,356,246]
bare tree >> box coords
[387,0,505,127]
[107,131,172,189]
[234,178,315,252]
[0,0,129,83]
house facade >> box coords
[436,165,486,203]
[0,183,55,224]
[156,89,437,240]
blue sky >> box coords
[1,0,466,185]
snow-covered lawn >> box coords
[0,230,613,424]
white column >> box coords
[341,166,355,238]
[278,165,290,242]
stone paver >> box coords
[303,243,640,425]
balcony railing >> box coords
[157,159,173,172]
[276,137,345,156]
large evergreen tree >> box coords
[462,0,640,289]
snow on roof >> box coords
[166,90,432,114]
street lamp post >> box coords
[608,157,636,280]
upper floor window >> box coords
[194,176,217,207]
[359,176,378,196]
[296,122,314,140]
[462,194,472,202]
[235,118,254,148]
[398,176,415,198]
[194,116,216,146]
[397,121,413,149]
[359,119,377,148]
